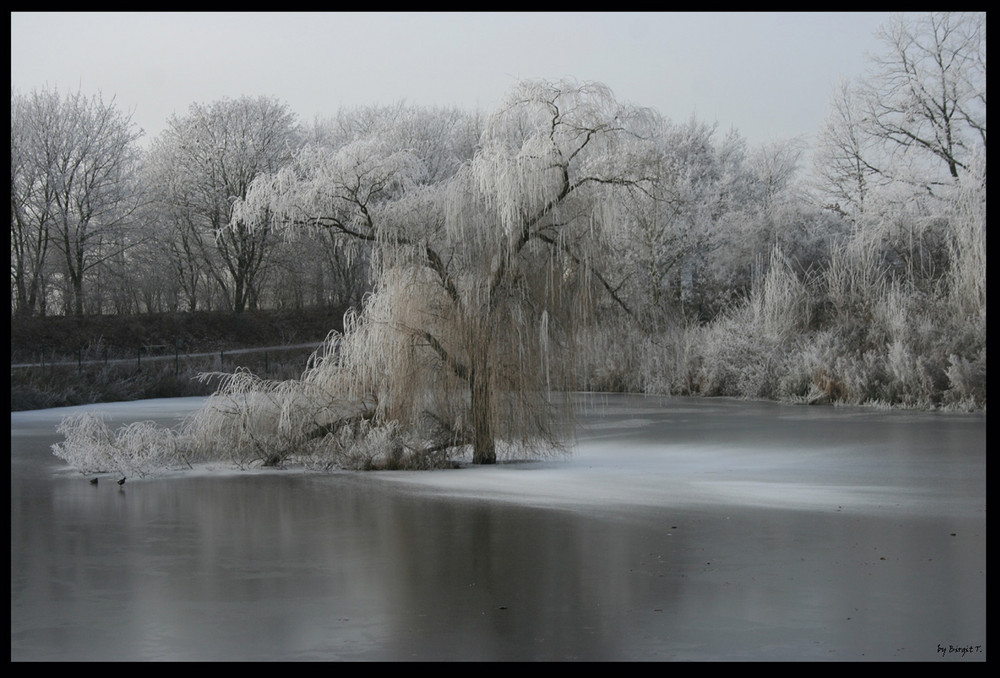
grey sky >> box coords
[11,12,900,149]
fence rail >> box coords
[10,342,326,372]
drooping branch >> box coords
[420,330,469,382]
[305,410,375,441]
[422,244,461,307]
[279,204,462,309]
[533,231,634,318]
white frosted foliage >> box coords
[52,413,183,477]
[53,79,665,470]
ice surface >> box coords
[11,394,986,661]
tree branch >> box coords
[533,231,634,318]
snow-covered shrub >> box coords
[638,327,683,396]
[52,413,183,477]
[51,413,116,475]
[829,350,888,405]
[947,156,986,322]
[747,246,812,342]
[681,313,778,399]
[777,330,845,404]
[680,246,811,400]
[574,320,645,393]
[943,351,986,410]
[823,238,889,348]
[883,339,938,407]
[332,418,405,471]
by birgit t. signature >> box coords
[937,643,983,658]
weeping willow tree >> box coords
[52,80,664,471]
[228,82,659,464]
[218,79,662,465]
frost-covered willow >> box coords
[51,413,184,477]
[237,79,664,465]
[54,80,665,470]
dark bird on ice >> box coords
[89,478,98,485]
[117,477,126,486]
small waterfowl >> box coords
[89,477,98,485]
[117,477,126,486]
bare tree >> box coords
[149,96,300,313]
[862,12,985,184]
[809,11,987,294]
[141,150,212,312]
[11,94,53,317]
[616,118,751,322]
[813,78,884,218]
[11,88,143,316]
[814,12,985,219]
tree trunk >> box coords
[232,275,247,314]
[469,360,496,465]
[71,274,85,316]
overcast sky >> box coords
[12,12,903,150]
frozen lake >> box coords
[11,394,986,661]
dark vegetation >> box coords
[10,306,348,411]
